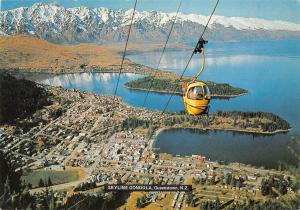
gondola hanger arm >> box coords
[161,0,219,114]
[191,37,207,82]
[192,47,205,82]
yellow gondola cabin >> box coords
[183,81,211,115]
[182,38,211,115]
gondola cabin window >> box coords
[187,86,204,100]
[204,85,211,98]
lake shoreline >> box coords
[153,126,291,141]
[7,68,249,99]
[5,70,291,136]
[5,69,289,137]
[149,122,291,158]
[150,127,294,169]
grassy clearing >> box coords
[22,169,80,188]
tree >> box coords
[147,124,154,138]
[47,177,52,187]
[186,191,195,207]
[0,151,35,209]
[136,194,147,208]
[225,173,232,185]
[215,197,221,210]
[261,178,269,196]
[0,152,9,196]
[236,178,243,189]
[136,197,143,208]
[209,175,216,185]
[261,175,290,197]
[39,179,45,188]
[287,136,300,190]
[200,198,222,210]
[230,177,236,187]
[201,178,206,185]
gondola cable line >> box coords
[141,0,183,107]
[67,2,139,209]
[113,0,138,97]
[161,0,220,115]
[66,1,220,208]
[66,196,89,210]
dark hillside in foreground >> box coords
[0,72,51,124]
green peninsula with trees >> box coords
[125,76,248,98]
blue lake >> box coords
[128,40,300,134]
[153,128,298,169]
[40,40,300,168]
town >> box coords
[0,77,297,209]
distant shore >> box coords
[154,126,291,137]
[7,69,144,82]
[1,35,248,99]
[7,66,249,99]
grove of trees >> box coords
[261,175,293,198]
[0,72,51,125]
[215,111,291,132]
[125,76,247,97]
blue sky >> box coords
[1,0,300,23]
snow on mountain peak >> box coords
[0,29,7,36]
[1,3,300,43]
[1,3,300,31]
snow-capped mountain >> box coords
[1,3,300,43]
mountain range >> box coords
[1,3,300,44]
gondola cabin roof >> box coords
[186,81,207,89]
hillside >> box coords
[0,35,185,75]
[0,35,124,73]
[1,3,300,44]
[0,72,51,125]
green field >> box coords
[22,169,80,188]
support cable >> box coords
[161,0,220,114]
[142,0,183,107]
[113,0,138,96]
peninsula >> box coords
[125,76,248,98]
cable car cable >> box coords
[113,0,138,96]
[161,0,220,114]
[67,3,139,209]
[142,0,183,107]
[66,197,89,210]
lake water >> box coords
[153,128,297,169]
[128,40,300,134]
[40,40,300,168]
[40,72,181,111]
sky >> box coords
[1,0,300,23]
